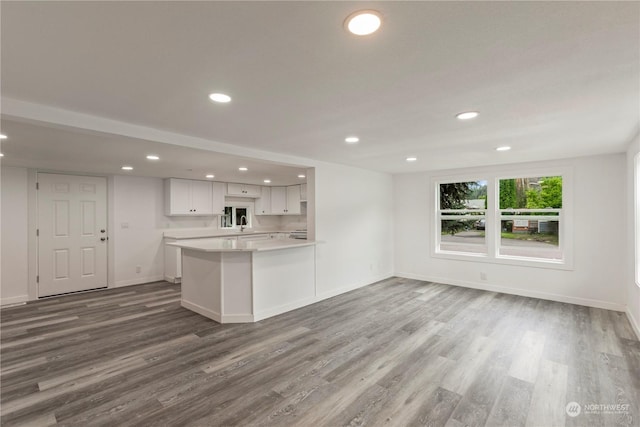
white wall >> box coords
[394,154,627,311]
[111,175,167,287]
[0,166,29,305]
[626,133,640,337]
[314,162,394,298]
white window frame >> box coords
[220,204,254,230]
[435,177,489,259]
[432,167,573,270]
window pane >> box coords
[221,206,233,228]
[440,181,487,210]
[439,180,487,255]
[499,177,562,209]
[236,208,248,226]
[499,219,561,260]
[440,220,487,254]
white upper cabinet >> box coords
[286,185,301,215]
[212,182,226,215]
[255,186,271,215]
[300,183,307,202]
[227,183,261,197]
[270,187,287,214]
[269,185,302,215]
[165,178,213,216]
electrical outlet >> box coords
[480,272,487,281]
[136,266,141,274]
[121,222,129,229]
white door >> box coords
[38,173,108,297]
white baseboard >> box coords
[626,307,640,340]
[181,299,223,323]
[113,275,165,288]
[0,294,29,307]
[221,313,254,323]
[395,272,627,312]
[254,296,318,322]
[164,275,181,284]
[316,273,393,301]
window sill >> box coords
[433,249,573,271]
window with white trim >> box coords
[434,170,570,268]
[437,180,488,255]
[497,176,562,261]
[220,205,252,229]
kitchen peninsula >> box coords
[167,238,317,323]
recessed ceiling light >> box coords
[146,155,160,160]
[0,134,7,139]
[206,174,215,179]
[238,167,248,171]
[496,146,511,152]
[456,111,479,120]
[406,157,418,162]
[209,93,231,103]
[0,153,4,157]
[345,136,360,144]
[263,179,271,184]
[345,10,382,36]
[298,174,306,179]
[121,166,133,171]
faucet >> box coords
[239,215,248,232]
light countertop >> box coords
[167,238,317,252]
[163,228,289,239]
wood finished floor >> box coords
[1,278,639,427]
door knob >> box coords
[100,237,107,242]
[100,229,106,233]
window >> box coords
[437,180,488,255]
[434,170,571,268]
[220,205,252,229]
[498,176,562,261]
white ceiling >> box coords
[1,1,638,174]
[0,118,307,186]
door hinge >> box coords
[36,229,39,237]
[36,275,39,283]
[36,182,39,190]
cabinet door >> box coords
[286,185,301,215]
[168,179,192,215]
[255,186,271,215]
[300,183,307,201]
[244,185,261,197]
[227,183,243,196]
[212,182,226,215]
[270,187,287,214]
[190,180,213,215]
